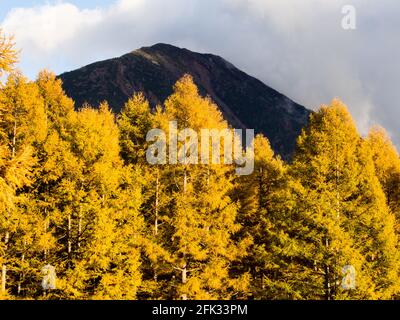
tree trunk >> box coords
[181,169,188,300]
[335,143,340,219]
[67,214,72,268]
[17,240,27,296]
[1,231,9,294]
[12,119,17,158]
[4,117,17,294]
[324,237,331,300]
[1,265,6,294]
[182,263,187,284]
[183,169,187,194]
[78,208,82,249]
[181,262,188,300]
[155,170,159,237]
[44,209,49,260]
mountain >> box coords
[59,43,311,159]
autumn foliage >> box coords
[1,32,400,300]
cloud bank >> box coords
[1,0,400,145]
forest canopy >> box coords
[1,31,400,300]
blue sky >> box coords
[0,1,114,20]
[0,0,399,147]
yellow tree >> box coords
[119,93,155,164]
[288,99,400,299]
[33,71,82,298]
[118,94,173,299]
[234,134,294,299]
[0,73,47,298]
[58,103,144,299]
[0,32,19,298]
[160,75,248,299]
[366,127,400,232]
[33,73,145,299]
[0,29,17,78]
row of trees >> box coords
[1,32,400,300]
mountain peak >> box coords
[142,43,183,51]
[59,44,310,159]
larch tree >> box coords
[0,73,48,298]
[119,93,155,165]
[33,71,82,298]
[159,75,249,299]
[366,127,400,233]
[233,134,295,299]
[0,29,18,78]
[2,28,400,302]
[118,93,173,299]
[287,99,400,299]
[60,103,144,299]
[31,72,146,299]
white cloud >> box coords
[1,0,400,146]
[3,3,102,52]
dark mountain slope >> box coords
[59,43,310,159]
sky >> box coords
[0,1,113,20]
[0,0,399,147]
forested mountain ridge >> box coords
[59,43,311,159]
